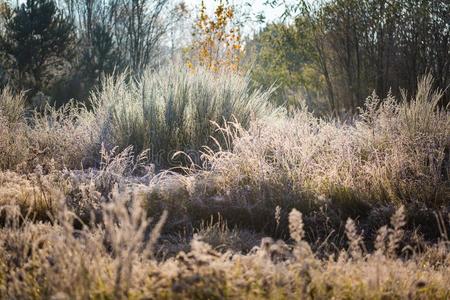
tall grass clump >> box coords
[91,66,274,168]
[0,87,29,170]
[2,66,274,171]
[0,87,103,171]
[27,101,101,170]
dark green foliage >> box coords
[81,23,116,84]
[70,23,117,106]
[0,0,76,97]
[246,21,326,110]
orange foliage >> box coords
[0,0,11,18]
[188,1,242,73]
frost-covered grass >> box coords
[0,195,448,299]
[0,72,449,299]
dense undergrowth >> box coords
[0,69,449,299]
[1,198,448,299]
[1,67,273,171]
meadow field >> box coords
[0,67,449,299]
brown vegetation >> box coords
[0,69,449,299]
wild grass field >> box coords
[0,67,449,299]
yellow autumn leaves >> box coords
[187,1,242,73]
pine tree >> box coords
[0,0,76,94]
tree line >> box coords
[0,0,186,107]
[1,0,449,115]
[248,0,450,114]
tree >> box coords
[246,22,326,109]
[188,0,243,73]
[0,0,76,96]
[310,0,450,109]
[63,0,185,76]
[256,0,450,114]
[0,0,12,88]
[0,0,10,31]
